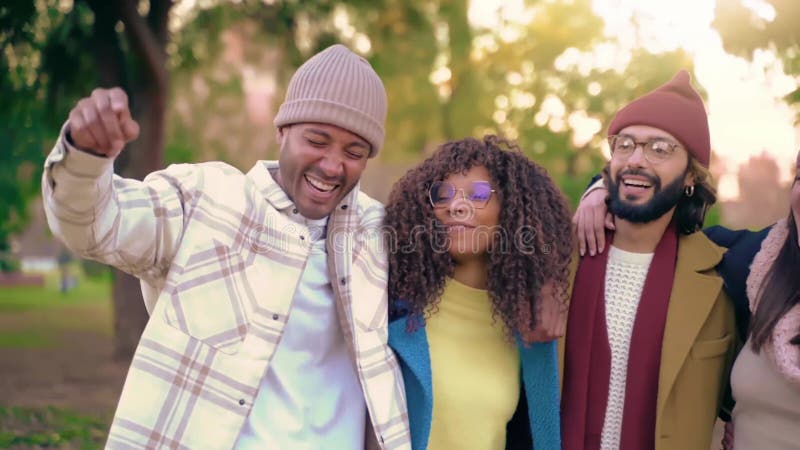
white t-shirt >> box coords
[235,218,366,450]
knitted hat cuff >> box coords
[608,70,710,167]
[273,44,387,157]
[275,98,385,155]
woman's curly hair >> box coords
[385,135,574,341]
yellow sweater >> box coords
[426,278,521,450]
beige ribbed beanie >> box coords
[274,44,387,157]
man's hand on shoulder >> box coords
[67,87,140,158]
[522,281,568,342]
[572,186,615,257]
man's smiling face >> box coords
[274,123,371,220]
[607,125,691,223]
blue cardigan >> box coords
[388,315,561,450]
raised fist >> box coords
[67,87,140,158]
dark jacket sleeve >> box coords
[703,224,772,423]
[506,386,533,450]
[702,225,772,341]
[585,173,603,193]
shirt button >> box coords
[341,205,348,210]
[340,278,346,285]
[238,399,245,406]
[292,208,298,214]
[272,314,279,320]
[299,235,305,241]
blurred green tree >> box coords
[1,1,64,271]
[714,0,800,113]
[2,0,172,359]
[171,0,692,203]
[4,0,696,359]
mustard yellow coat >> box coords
[559,232,738,450]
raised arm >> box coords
[42,88,196,303]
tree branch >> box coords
[84,0,127,88]
[148,0,172,47]
[117,0,170,95]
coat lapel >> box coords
[388,317,432,394]
[388,316,433,450]
[656,232,724,421]
[389,317,563,450]
[557,247,581,389]
[519,340,562,450]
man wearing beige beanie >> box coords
[41,44,411,450]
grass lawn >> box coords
[0,407,108,449]
[0,266,117,448]
[0,267,112,349]
[0,267,110,312]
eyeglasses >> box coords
[608,134,682,164]
[428,181,496,209]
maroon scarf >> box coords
[561,224,678,450]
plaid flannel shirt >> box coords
[42,134,411,450]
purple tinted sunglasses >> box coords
[428,181,496,209]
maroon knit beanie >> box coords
[608,70,710,167]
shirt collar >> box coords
[247,160,295,212]
[246,160,361,227]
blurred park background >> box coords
[1,0,799,447]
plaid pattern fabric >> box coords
[42,136,410,450]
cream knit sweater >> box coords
[600,246,654,450]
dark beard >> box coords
[608,169,686,223]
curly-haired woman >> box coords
[385,135,574,450]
